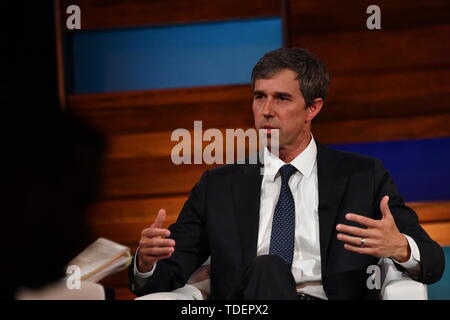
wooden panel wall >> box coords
[59,0,281,30]
[54,0,450,294]
[284,0,450,142]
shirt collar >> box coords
[263,134,317,181]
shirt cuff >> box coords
[132,248,156,291]
[134,248,157,277]
[391,234,421,275]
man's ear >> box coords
[306,98,323,122]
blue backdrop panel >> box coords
[70,18,282,94]
[328,137,450,202]
[428,246,450,300]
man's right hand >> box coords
[137,209,176,273]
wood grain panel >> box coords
[319,69,450,122]
[314,113,450,144]
[87,196,187,224]
[68,69,450,118]
[104,112,450,165]
[409,201,450,223]
[58,0,281,31]
[286,0,450,86]
[68,84,252,110]
[108,131,174,159]
[67,67,450,135]
[287,0,450,35]
[421,222,450,246]
[291,25,450,75]
[99,157,216,199]
[89,222,153,250]
[107,128,258,160]
[67,85,254,134]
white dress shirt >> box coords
[135,135,421,299]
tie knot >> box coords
[279,164,297,182]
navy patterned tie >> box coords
[269,164,297,266]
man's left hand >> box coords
[336,195,411,262]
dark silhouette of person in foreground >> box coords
[1,109,106,299]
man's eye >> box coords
[255,95,264,99]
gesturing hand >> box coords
[137,209,176,273]
[336,195,411,262]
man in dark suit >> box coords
[129,48,444,299]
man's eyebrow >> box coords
[253,91,293,97]
[274,91,293,98]
[253,90,266,95]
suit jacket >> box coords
[129,143,445,299]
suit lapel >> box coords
[232,162,263,268]
[316,143,348,275]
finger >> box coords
[155,253,173,260]
[151,209,167,228]
[336,224,372,238]
[151,238,176,248]
[141,246,175,257]
[380,195,392,220]
[345,213,379,228]
[142,253,173,263]
[141,228,171,238]
[140,253,172,265]
[139,238,176,249]
[337,233,374,247]
[343,243,377,256]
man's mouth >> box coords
[261,125,278,134]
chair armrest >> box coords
[379,258,427,300]
[135,284,203,300]
[135,258,212,300]
[382,279,428,300]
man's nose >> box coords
[262,98,274,118]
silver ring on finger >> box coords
[360,237,366,247]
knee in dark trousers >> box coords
[242,254,298,300]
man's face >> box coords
[252,68,310,150]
